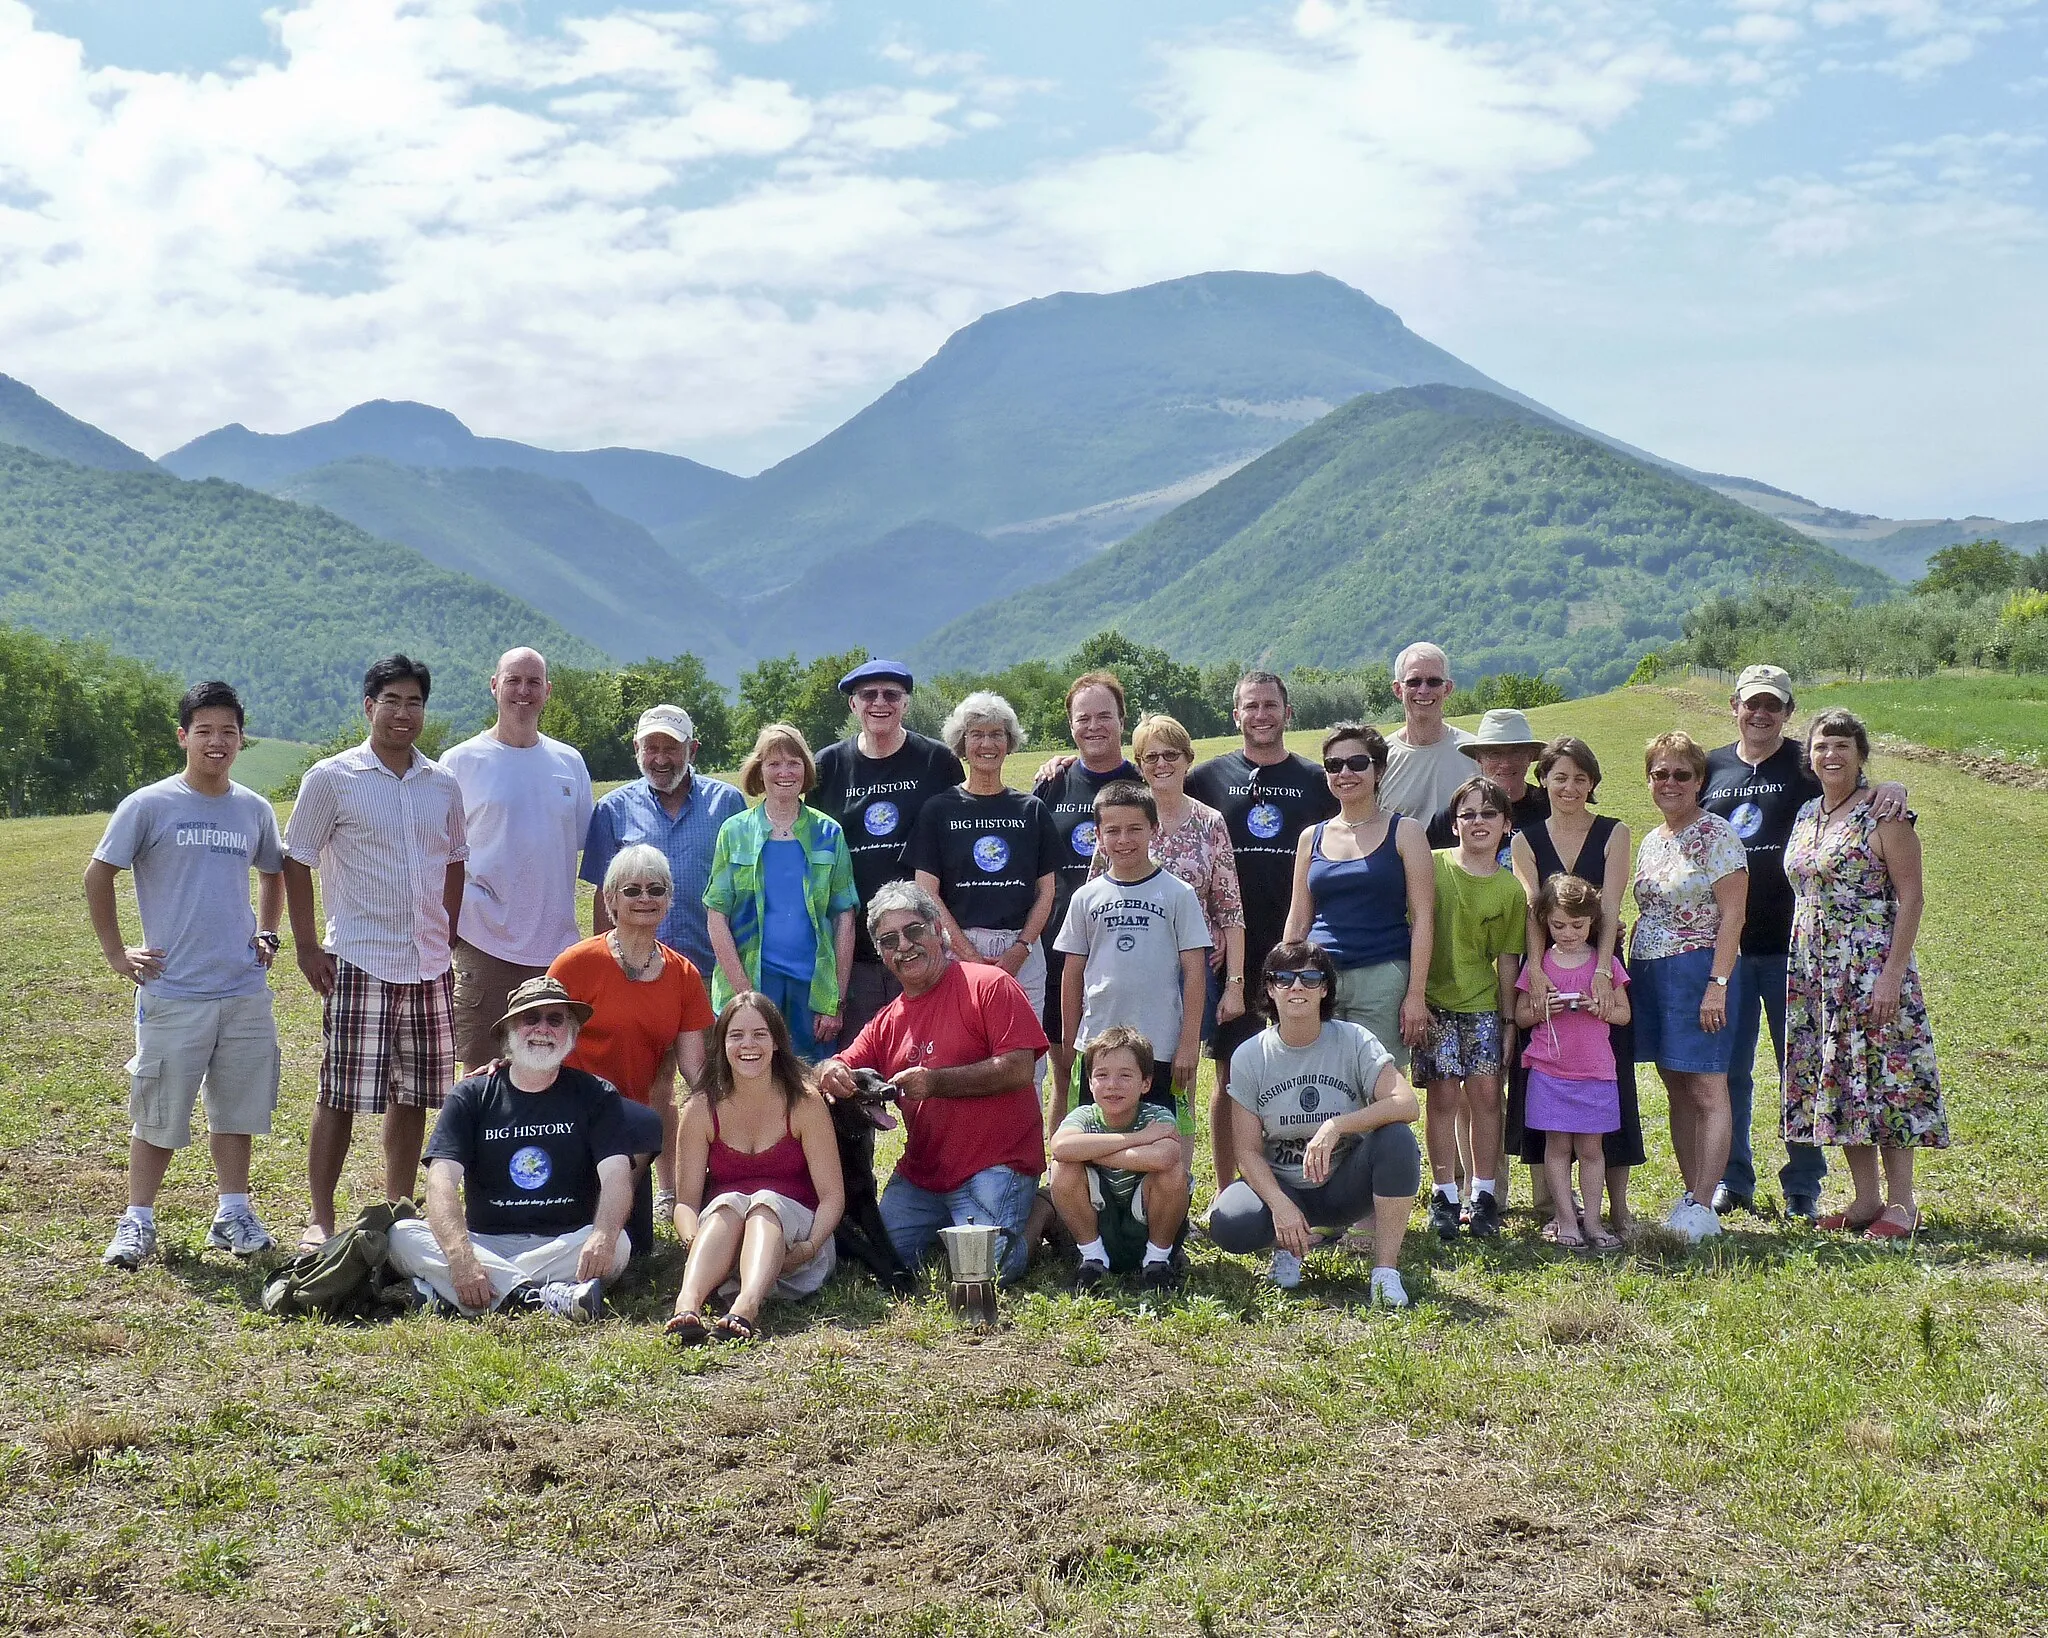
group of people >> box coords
[84,638,1950,1326]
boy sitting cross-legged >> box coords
[1049,1026,1190,1292]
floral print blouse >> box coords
[1630,810,1748,962]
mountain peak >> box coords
[0,375,160,473]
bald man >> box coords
[1380,642,1476,822]
[440,648,595,1070]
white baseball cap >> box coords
[633,704,696,744]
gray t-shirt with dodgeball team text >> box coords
[1226,1020,1394,1186]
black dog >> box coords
[830,1069,914,1295]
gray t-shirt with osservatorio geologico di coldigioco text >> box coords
[1227,1019,1394,1186]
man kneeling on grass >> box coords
[389,977,661,1321]
[1208,940,1422,1307]
[1050,1026,1190,1292]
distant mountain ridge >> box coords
[917,385,1888,693]
[161,399,743,536]
[0,375,159,473]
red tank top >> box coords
[706,1102,818,1210]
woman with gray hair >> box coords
[549,843,716,1228]
[906,691,1061,1026]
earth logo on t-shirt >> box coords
[1731,801,1763,841]
[509,1145,553,1191]
[864,801,900,836]
[1299,1085,1321,1112]
[1248,802,1283,840]
[1072,821,1097,856]
[973,835,1010,873]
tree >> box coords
[0,620,183,817]
[1063,631,1229,736]
[735,648,865,757]
[620,654,733,770]
[1914,540,2024,600]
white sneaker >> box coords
[1687,1201,1723,1240]
[538,1279,605,1323]
[103,1214,156,1270]
[1666,1195,1721,1243]
[205,1205,276,1257]
[1269,1249,1303,1289]
[1370,1268,1409,1309]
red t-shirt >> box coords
[840,959,1049,1193]
[550,936,715,1105]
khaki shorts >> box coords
[451,941,548,1069]
[702,1189,836,1298]
[1333,959,1412,1071]
[127,990,281,1150]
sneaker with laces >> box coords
[1467,1190,1503,1240]
[1429,1194,1462,1240]
[1269,1248,1303,1289]
[205,1205,275,1257]
[1370,1268,1409,1309]
[538,1279,604,1322]
[1072,1257,1111,1294]
[103,1214,156,1271]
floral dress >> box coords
[1781,799,1947,1149]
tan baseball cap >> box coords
[633,704,696,744]
[1734,664,1793,704]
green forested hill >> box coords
[0,375,159,473]
[0,445,607,737]
[917,386,1890,693]
[272,457,746,674]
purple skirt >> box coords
[1525,1069,1620,1136]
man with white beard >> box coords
[386,978,660,1321]
[581,705,745,982]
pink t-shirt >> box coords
[1516,950,1629,1081]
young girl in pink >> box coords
[1514,875,1633,1250]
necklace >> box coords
[609,930,660,981]
[1819,787,1864,825]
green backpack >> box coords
[260,1199,422,1322]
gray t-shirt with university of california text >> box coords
[1054,865,1211,1059]
[93,776,284,999]
[1226,1020,1395,1186]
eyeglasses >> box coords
[519,1010,573,1029]
[1738,696,1789,713]
[1649,768,1698,784]
[615,883,669,899]
[1400,676,1448,690]
[854,687,906,705]
[1323,754,1376,774]
[1267,969,1328,989]
[372,694,425,713]
[1454,809,1503,824]
[1139,750,1185,766]
[874,920,932,952]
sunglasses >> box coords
[1738,696,1789,712]
[1267,969,1328,989]
[1138,750,1185,766]
[1400,676,1448,690]
[854,687,906,705]
[1649,768,1699,784]
[1454,808,1504,824]
[518,1009,573,1029]
[874,920,932,953]
[615,882,669,899]
[1323,754,1376,774]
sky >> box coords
[2,0,2044,517]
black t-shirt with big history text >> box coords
[906,786,1062,933]
[1701,740,1819,957]
[1185,749,1339,963]
[1032,757,1141,943]
[814,731,965,960]
[425,1066,634,1237]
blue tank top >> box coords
[760,839,815,981]
[1306,818,1411,968]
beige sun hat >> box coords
[1459,708,1546,756]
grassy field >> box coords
[1800,675,2048,766]
[227,738,313,798]
[4,684,2046,1636]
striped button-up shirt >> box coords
[283,742,470,984]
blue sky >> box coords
[4,0,2044,517]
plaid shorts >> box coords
[1414,1008,1506,1083]
[318,960,456,1114]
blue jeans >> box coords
[758,966,820,1062]
[1722,950,1827,1200]
[879,1164,1039,1282]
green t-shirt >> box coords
[1424,850,1527,1014]
[1057,1102,1178,1208]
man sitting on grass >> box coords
[1049,1026,1189,1292]
[387,977,661,1321]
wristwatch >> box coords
[1708,974,1729,988]
[255,930,282,953]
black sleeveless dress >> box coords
[1508,815,1647,1167]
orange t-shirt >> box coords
[550,936,715,1104]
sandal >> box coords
[711,1312,760,1344]
[1864,1206,1921,1241]
[297,1223,332,1254]
[664,1310,709,1346]
[1817,1207,1882,1233]
[1541,1221,1586,1249]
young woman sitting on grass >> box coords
[666,993,845,1345]
[1513,875,1632,1250]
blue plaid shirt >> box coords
[580,773,746,977]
